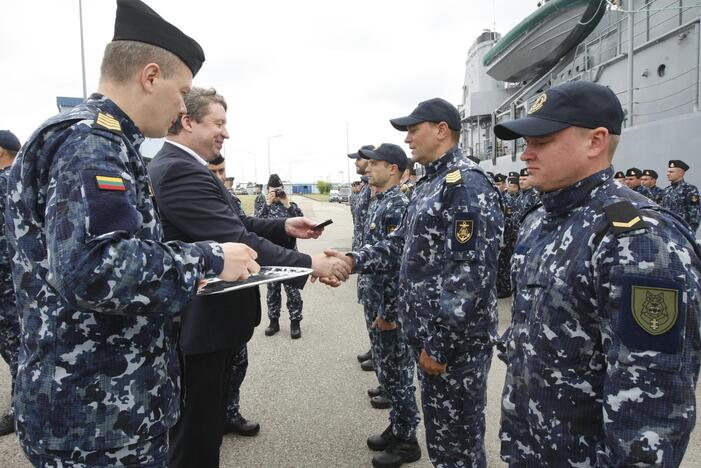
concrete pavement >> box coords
[0,195,698,467]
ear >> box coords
[139,62,162,93]
[586,127,609,160]
[436,122,451,141]
[180,114,194,132]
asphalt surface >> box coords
[0,195,698,467]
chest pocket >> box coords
[81,170,140,238]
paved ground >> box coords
[0,195,698,467]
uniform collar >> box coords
[540,167,613,214]
[423,145,460,179]
[87,93,144,148]
[375,183,400,200]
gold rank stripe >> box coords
[612,216,641,228]
[96,113,121,132]
[446,170,462,184]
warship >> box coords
[461,0,701,188]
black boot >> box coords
[0,413,14,436]
[290,320,301,339]
[367,425,396,451]
[357,348,372,362]
[370,395,391,409]
[224,416,260,437]
[372,436,421,468]
[367,385,385,398]
[264,319,279,336]
[360,358,374,371]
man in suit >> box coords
[148,87,349,468]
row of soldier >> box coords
[0,1,700,467]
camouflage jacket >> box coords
[632,183,653,199]
[500,167,701,467]
[647,184,665,205]
[5,94,224,451]
[351,179,371,252]
[514,188,540,224]
[351,146,504,363]
[257,200,303,249]
[502,191,520,246]
[0,167,13,302]
[662,179,700,232]
[357,184,408,322]
[254,192,266,217]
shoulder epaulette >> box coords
[93,112,122,135]
[445,169,462,187]
[604,200,647,236]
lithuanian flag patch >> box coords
[95,175,126,191]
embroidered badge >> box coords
[631,286,678,336]
[528,94,547,114]
[369,222,376,230]
[96,175,126,191]
[387,225,397,233]
[691,195,699,204]
[455,219,473,244]
[94,112,122,134]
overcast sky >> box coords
[1,0,537,184]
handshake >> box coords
[213,217,354,287]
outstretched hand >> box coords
[310,249,354,287]
[285,217,323,239]
[310,253,351,287]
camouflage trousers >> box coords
[21,431,168,467]
[224,344,248,424]
[497,244,513,297]
[413,344,492,468]
[0,299,19,394]
[266,282,303,321]
[365,307,420,440]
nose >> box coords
[179,99,187,115]
[404,134,411,144]
[222,125,230,139]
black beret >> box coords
[642,169,658,179]
[113,0,205,76]
[486,171,494,178]
[508,171,519,178]
[519,168,529,177]
[493,173,506,183]
[614,171,625,179]
[0,130,20,151]
[267,173,282,187]
[625,167,642,177]
[669,160,690,171]
[508,177,519,185]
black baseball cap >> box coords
[494,81,624,140]
[0,130,20,151]
[642,169,658,179]
[359,143,408,171]
[625,168,642,178]
[348,144,375,160]
[669,160,690,171]
[113,0,205,76]
[390,98,461,131]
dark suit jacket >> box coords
[148,142,311,355]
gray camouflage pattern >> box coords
[351,146,504,466]
[662,179,700,232]
[500,166,701,467]
[253,192,266,217]
[497,191,519,297]
[0,166,19,395]
[5,94,225,453]
[225,344,248,424]
[646,184,665,205]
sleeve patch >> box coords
[690,194,699,204]
[451,212,479,252]
[386,216,400,234]
[81,170,140,237]
[619,276,684,354]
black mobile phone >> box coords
[312,219,333,230]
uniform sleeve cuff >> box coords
[195,241,224,277]
[349,252,363,273]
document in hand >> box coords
[198,266,314,296]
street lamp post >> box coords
[267,134,282,176]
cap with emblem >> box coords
[642,169,658,179]
[668,160,689,171]
[494,81,624,140]
[359,143,408,172]
[487,171,494,178]
[614,171,625,179]
[494,173,506,183]
[348,144,375,160]
[508,177,519,185]
[508,171,519,178]
[113,0,205,76]
[0,130,20,152]
[520,168,529,177]
[625,168,642,178]
[390,98,461,131]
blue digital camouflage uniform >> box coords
[632,183,653,199]
[514,188,540,225]
[351,146,504,467]
[662,179,701,233]
[0,166,19,400]
[254,192,266,217]
[647,184,665,205]
[5,94,225,462]
[500,167,701,467]
[258,200,304,322]
[221,190,251,425]
[358,184,420,441]
[352,179,372,305]
[497,191,519,297]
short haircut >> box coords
[100,40,182,84]
[169,87,227,135]
[209,155,225,165]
